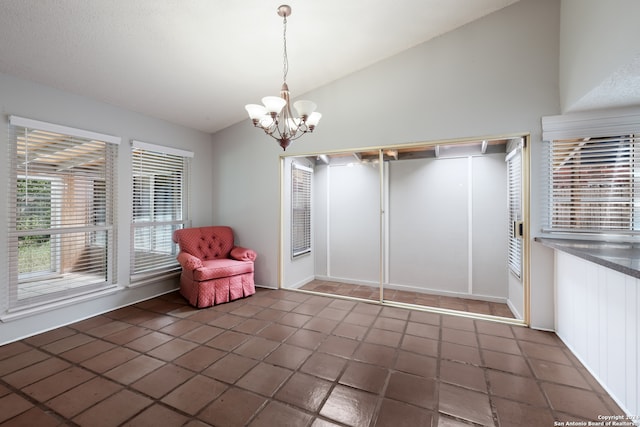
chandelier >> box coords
[245,5,321,151]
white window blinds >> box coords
[130,140,192,280]
[506,147,522,278]
[291,163,312,258]
[542,108,640,236]
[543,136,640,233]
[6,115,119,309]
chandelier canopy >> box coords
[245,5,321,151]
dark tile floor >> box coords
[0,288,625,426]
[301,280,515,319]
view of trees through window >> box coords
[17,178,52,275]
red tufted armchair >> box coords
[172,226,257,308]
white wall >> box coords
[537,0,640,355]
[549,2,640,413]
[211,0,560,328]
[559,0,640,112]
[0,72,214,344]
[555,251,639,420]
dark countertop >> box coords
[536,237,640,279]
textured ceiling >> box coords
[569,54,640,113]
[0,0,521,133]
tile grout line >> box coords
[0,288,627,426]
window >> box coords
[7,115,119,309]
[130,140,192,280]
[507,146,523,277]
[291,163,312,257]
[542,108,640,236]
[544,136,639,233]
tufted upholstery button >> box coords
[174,226,237,261]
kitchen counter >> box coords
[536,237,640,279]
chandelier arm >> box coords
[288,129,312,142]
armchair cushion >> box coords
[193,258,254,282]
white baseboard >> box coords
[506,298,523,320]
[283,276,316,290]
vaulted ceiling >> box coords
[0,0,520,133]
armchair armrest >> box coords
[230,246,257,262]
[177,252,204,270]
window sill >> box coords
[1,285,123,323]
[129,270,180,288]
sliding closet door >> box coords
[282,138,526,322]
[470,155,509,298]
[387,157,470,296]
[326,163,381,297]
[385,151,513,317]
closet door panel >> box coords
[328,164,380,284]
[388,157,469,294]
[471,154,509,298]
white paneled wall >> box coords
[555,251,639,418]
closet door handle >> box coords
[512,221,524,238]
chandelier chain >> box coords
[282,15,288,83]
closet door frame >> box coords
[278,133,530,326]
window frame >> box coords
[291,162,312,258]
[541,108,640,239]
[6,115,120,311]
[507,145,523,278]
[130,140,193,282]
